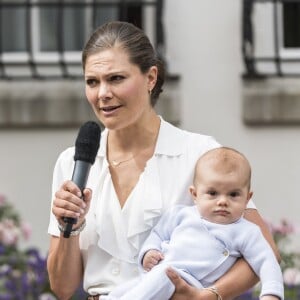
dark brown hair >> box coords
[82,21,165,106]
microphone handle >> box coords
[63,160,91,238]
[72,160,91,190]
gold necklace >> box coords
[108,143,154,168]
[109,155,136,167]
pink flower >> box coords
[0,219,20,246]
[0,194,6,206]
[283,268,300,286]
[21,221,32,240]
[273,219,294,235]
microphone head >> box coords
[74,121,101,164]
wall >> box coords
[0,129,77,253]
[164,0,300,247]
[0,0,299,254]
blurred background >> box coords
[0,0,299,295]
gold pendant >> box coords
[111,160,121,167]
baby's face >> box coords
[190,161,252,224]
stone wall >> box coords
[243,78,300,125]
[0,78,180,128]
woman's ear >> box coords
[147,66,158,90]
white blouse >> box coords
[48,118,256,295]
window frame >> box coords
[277,1,300,59]
[1,0,158,65]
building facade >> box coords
[0,0,299,253]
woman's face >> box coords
[84,46,157,131]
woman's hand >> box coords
[48,180,90,299]
[166,268,217,300]
[52,180,92,228]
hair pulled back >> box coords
[82,21,165,106]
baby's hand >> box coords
[142,249,164,271]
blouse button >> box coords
[223,250,229,256]
[112,267,120,275]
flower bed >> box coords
[0,194,86,299]
[237,219,300,300]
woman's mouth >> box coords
[100,105,122,114]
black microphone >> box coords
[63,121,101,238]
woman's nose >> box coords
[98,83,112,101]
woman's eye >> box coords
[110,75,124,82]
[86,79,97,87]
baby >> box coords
[102,147,283,300]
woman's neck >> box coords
[106,113,160,206]
[107,113,161,153]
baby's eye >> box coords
[230,191,240,197]
[207,190,217,196]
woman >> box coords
[47,21,279,300]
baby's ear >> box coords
[189,185,197,200]
[247,191,253,203]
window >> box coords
[282,2,300,48]
[38,0,86,52]
[277,1,300,74]
[0,0,160,78]
[242,0,300,77]
[1,1,27,52]
[242,0,300,125]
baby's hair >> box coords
[194,146,252,189]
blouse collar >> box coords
[97,116,185,159]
